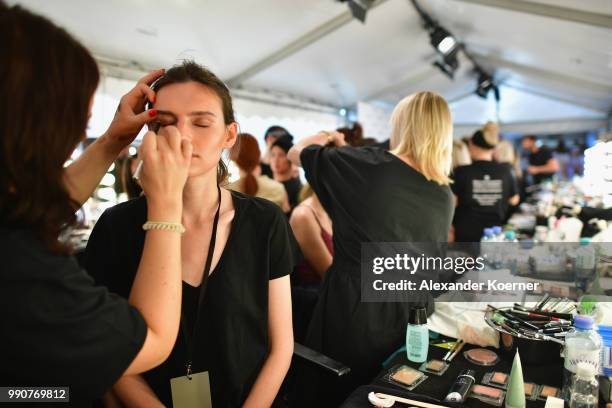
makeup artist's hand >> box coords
[101,69,165,152]
[139,125,192,219]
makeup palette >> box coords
[538,385,561,401]
[524,382,542,401]
[482,371,509,389]
[464,348,500,366]
[385,365,428,391]
[419,359,449,376]
[469,384,506,406]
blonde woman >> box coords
[452,138,472,170]
[452,122,519,242]
[288,91,454,405]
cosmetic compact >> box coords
[469,384,506,406]
[538,385,561,401]
[524,382,542,401]
[419,359,449,376]
[385,365,428,391]
[482,371,509,389]
[464,348,500,366]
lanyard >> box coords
[181,184,221,379]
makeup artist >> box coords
[84,61,300,407]
[288,92,455,405]
[0,3,191,406]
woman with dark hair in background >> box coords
[270,134,303,212]
[0,3,192,405]
[228,132,290,212]
[260,125,291,178]
[452,123,519,242]
[84,61,298,407]
[288,91,454,405]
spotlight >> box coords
[411,0,460,78]
[337,0,375,23]
[475,70,499,100]
[433,60,457,79]
[429,26,458,56]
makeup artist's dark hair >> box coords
[150,60,235,184]
[0,4,99,254]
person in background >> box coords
[270,134,303,212]
[0,3,191,405]
[120,154,143,200]
[288,91,455,405]
[521,134,559,184]
[554,139,572,180]
[452,123,519,242]
[290,184,333,285]
[260,125,291,178]
[337,122,366,147]
[84,61,298,407]
[452,139,472,171]
[227,132,290,212]
[494,139,524,214]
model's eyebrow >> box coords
[155,110,177,118]
[187,111,216,117]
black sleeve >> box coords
[541,148,553,162]
[300,145,360,218]
[508,169,519,198]
[82,209,118,289]
[450,168,464,195]
[20,257,147,399]
[268,205,302,280]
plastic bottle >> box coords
[563,315,602,399]
[491,226,503,267]
[503,230,519,273]
[574,238,596,292]
[569,362,599,408]
[599,325,612,377]
[406,307,428,363]
[480,228,494,266]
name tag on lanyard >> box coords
[170,371,212,408]
[171,185,220,408]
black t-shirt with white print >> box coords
[451,160,518,242]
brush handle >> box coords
[374,393,450,408]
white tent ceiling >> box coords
[10,0,612,131]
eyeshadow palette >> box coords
[538,385,561,401]
[524,382,542,401]
[464,348,500,366]
[470,384,506,406]
[385,365,428,391]
[482,371,509,389]
[419,359,449,376]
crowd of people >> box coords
[0,3,585,408]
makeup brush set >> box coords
[485,296,576,363]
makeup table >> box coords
[340,337,570,408]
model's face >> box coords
[270,145,291,174]
[152,81,237,178]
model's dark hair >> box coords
[150,60,235,184]
[0,4,100,253]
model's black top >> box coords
[83,191,301,407]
